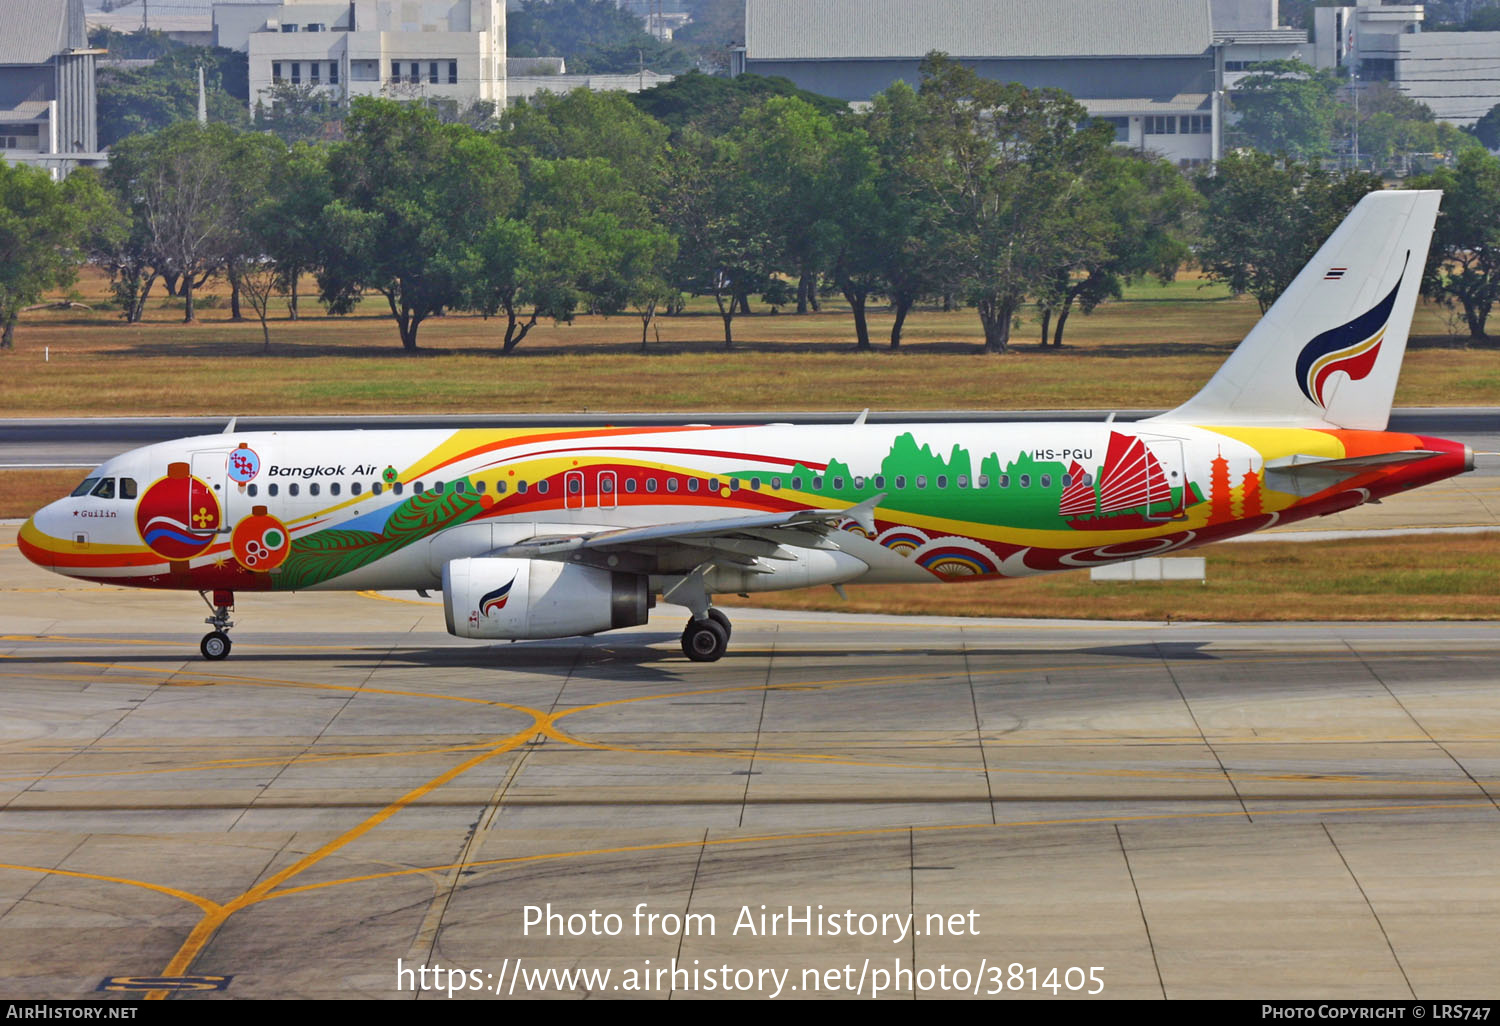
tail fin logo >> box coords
[1295,252,1409,409]
[479,577,516,616]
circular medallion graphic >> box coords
[228,444,261,483]
[382,466,399,484]
[231,505,291,572]
[136,463,220,560]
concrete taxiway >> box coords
[2,531,1498,999]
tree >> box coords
[1413,148,1500,339]
[630,70,846,138]
[507,0,689,74]
[252,82,342,144]
[0,166,120,349]
[863,80,949,349]
[107,121,264,323]
[1467,101,1500,150]
[1228,59,1341,160]
[320,98,520,351]
[913,54,1116,353]
[662,131,778,348]
[1196,151,1382,313]
[96,46,249,146]
[1038,152,1198,347]
[502,87,669,187]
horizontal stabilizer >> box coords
[1264,450,1442,496]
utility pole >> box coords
[1352,69,1359,171]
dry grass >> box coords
[718,534,1500,622]
[2,267,1494,415]
[0,469,90,519]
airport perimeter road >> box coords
[1,532,1497,999]
[1,409,1496,474]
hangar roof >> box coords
[0,0,88,65]
[744,0,1214,61]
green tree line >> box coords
[9,54,1500,354]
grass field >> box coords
[1,267,1495,415]
[718,533,1500,622]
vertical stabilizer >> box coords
[1151,190,1441,430]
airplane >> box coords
[17,189,1475,662]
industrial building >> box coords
[0,0,103,176]
[212,0,507,114]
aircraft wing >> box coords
[491,494,884,571]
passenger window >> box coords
[1041,474,1051,488]
[790,476,802,490]
[667,478,679,493]
[771,477,781,489]
[351,482,362,496]
[936,475,947,489]
[248,483,258,497]
[895,475,906,489]
[853,476,864,489]
[517,480,528,494]
[412,481,423,494]
[646,478,658,493]
[495,480,506,494]
[433,481,444,494]
[536,480,549,494]
[454,480,466,494]
[1062,474,1072,487]
[709,479,720,491]
[999,475,1010,488]
[599,477,612,494]
[832,477,844,489]
[916,476,927,489]
[978,475,989,488]
[309,483,320,496]
[372,482,382,495]
[330,482,341,496]
[289,483,300,497]
[71,477,99,497]
[91,478,115,499]
[957,475,968,489]
[1019,475,1031,488]
[269,483,279,497]
[750,477,761,491]
[811,477,823,491]
[394,482,404,495]
[568,477,581,495]
[729,479,741,491]
[873,475,885,489]
[687,479,699,493]
[120,478,137,499]
[475,480,485,494]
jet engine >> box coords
[443,557,651,640]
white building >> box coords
[212,0,506,114]
[506,56,673,105]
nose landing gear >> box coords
[199,589,235,660]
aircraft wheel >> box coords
[706,607,732,640]
[200,631,232,661]
[681,618,728,662]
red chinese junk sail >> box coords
[1061,432,1180,529]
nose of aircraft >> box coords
[17,500,65,571]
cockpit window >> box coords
[70,477,100,497]
[90,478,116,500]
[119,478,137,500]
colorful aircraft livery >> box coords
[18,191,1475,662]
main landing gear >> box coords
[199,589,235,661]
[681,608,732,662]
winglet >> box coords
[223,417,237,434]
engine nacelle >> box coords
[443,557,650,640]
